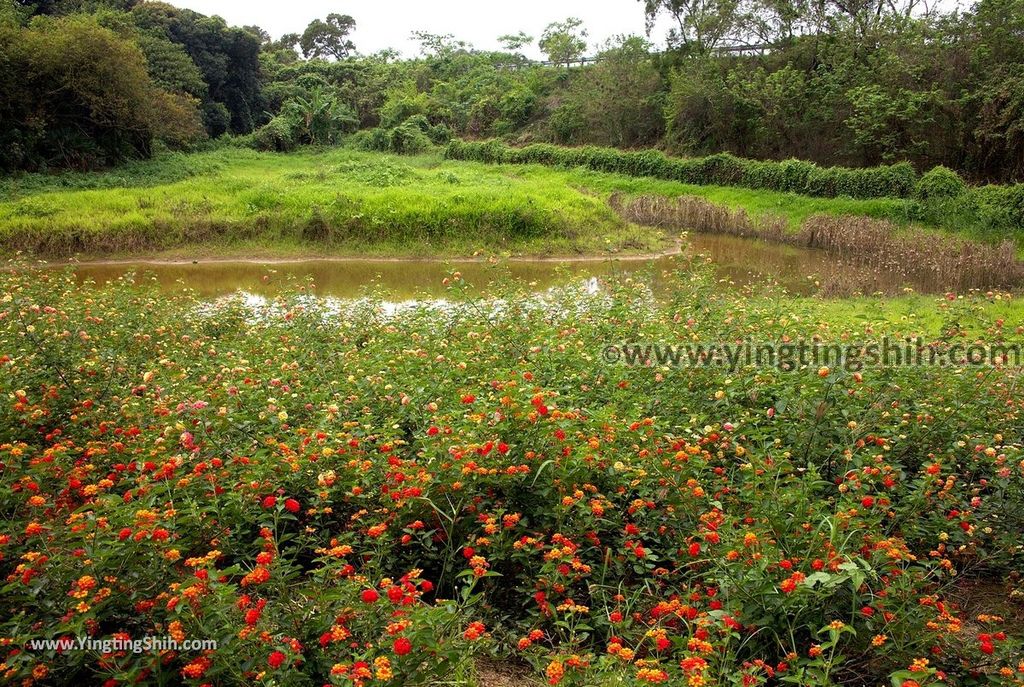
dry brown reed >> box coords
[798,215,1022,291]
[609,192,789,242]
[611,193,1024,291]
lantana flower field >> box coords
[1,263,1022,687]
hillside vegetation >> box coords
[3,0,1024,188]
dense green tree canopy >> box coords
[641,0,741,54]
[0,14,202,170]
[131,2,262,135]
[300,13,355,60]
[2,0,1024,182]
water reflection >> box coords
[68,233,967,298]
[72,257,640,299]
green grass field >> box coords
[0,146,933,260]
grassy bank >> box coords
[0,148,649,258]
[0,146,933,259]
[445,140,1024,243]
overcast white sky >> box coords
[170,1,673,59]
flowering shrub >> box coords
[0,264,1022,686]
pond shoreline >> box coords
[28,238,688,269]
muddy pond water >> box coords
[68,234,957,298]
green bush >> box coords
[351,120,433,155]
[621,150,672,178]
[250,116,299,152]
[348,128,391,152]
[915,165,967,200]
[402,114,452,146]
[805,162,917,199]
[445,139,924,200]
[549,103,586,144]
[497,87,536,130]
[388,120,432,154]
[967,183,1024,233]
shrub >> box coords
[805,163,917,199]
[777,158,816,193]
[251,115,299,152]
[575,146,621,173]
[2,268,1023,687]
[349,128,385,152]
[443,139,929,200]
[352,122,433,155]
[387,120,432,154]
[514,143,561,166]
[150,91,207,149]
[497,87,536,130]
[691,152,748,186]
[548,103,586,144]
[741,159,786,190]
[378,90,432,129]
[885,161,919,198]
[967,183,1024,234]
[401,114,452,146]
[916,165,968,200]
[620,150,671,178]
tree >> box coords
[1,1,26,25]
[276,32,300,51]
[664,58,760,155]
[242,25,270,44]
[300,13,356,60]
[261,32,300,61]
[411,31,470,57]
[563,36,664,146]
[15,0,140,16]
[742,0,814,44]
[967,0,1024,67]
[0,14,203,171]
[640,0,742,55]
[131,3,263,135]
[136,33,206,98]
[14,0,61,14]
[539,17,588,67]
[367,47,400,62]
[497,31,533,66]
[845,83,938,163]
[498,31,533,52]
[972,73,1024,180]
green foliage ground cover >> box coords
[1,263,1022,686]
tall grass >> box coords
[0,148,654,258]
[801,216,1022,290]
[610,192,788,241]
